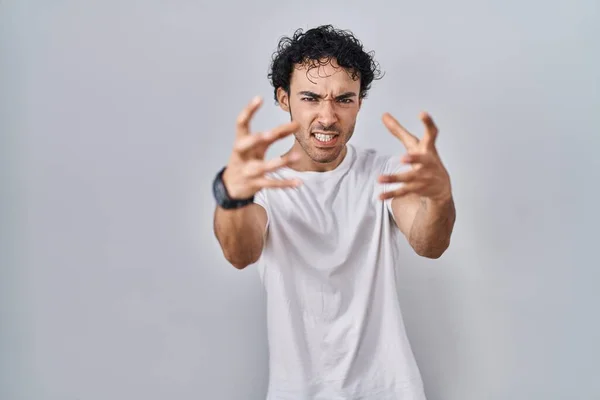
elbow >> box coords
[230,261,251,270]
[225,256,252,270]
[218,241,262,270]
[224,253,260,270]
[413,240,450,259]
[419,249,445,259]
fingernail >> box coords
[252,96,261,105]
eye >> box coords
[338,98,353,104]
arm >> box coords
[379,111,455,259]
[213,204,267,269]
[391,193,456,258]
[212,96,301,269]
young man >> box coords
[212,25,455,400]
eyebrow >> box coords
[297,91,357,100]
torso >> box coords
[254,144,427,400]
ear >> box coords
[277,87,290,112]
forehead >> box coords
[290,58,360,93]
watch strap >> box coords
[212,167,255,209]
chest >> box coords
[267,174,383,245]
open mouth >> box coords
[312,133,339,146]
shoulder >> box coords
[350,144,398,174]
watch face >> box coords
[214,175,227,201]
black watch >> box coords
[212,167,255,209]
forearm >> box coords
[408,195,456,259]
[213,205,265,269]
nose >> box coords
[316,99,338,130]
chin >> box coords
[309,146,345,164]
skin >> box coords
[213,57,455,268]
[213,99,299,268]
[380,112,456,258]
[276,59,362,172]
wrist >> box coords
[221,167,254,201]
[213,167,254,209]
[426,191,453,209]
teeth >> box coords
[315,134,335,142]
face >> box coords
[277,58,362,171]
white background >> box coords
[1,1,599,399]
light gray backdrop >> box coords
[1,1,599,399]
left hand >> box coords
[378,111,452,204]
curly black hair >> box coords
[267,25,383,103]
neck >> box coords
[284,142,348,172]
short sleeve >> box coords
[253,188,270,231]
[380,155,412,218]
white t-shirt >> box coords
[254,143,427,400]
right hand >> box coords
[222,96,303,199]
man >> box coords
[212,25,455,400]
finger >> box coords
[235,121,300,156]
[243,152,300,178]
[262,120,301,145]
[401,152,433,165]
[378,169,419,184]
[419,112,439,151]
[234,131,270,155]
[261,152,301,174]
[379,182,424,200]
[251,121,301,158]
[254,177,302,190]
[235,96,263,138]
[382,113,419,149]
